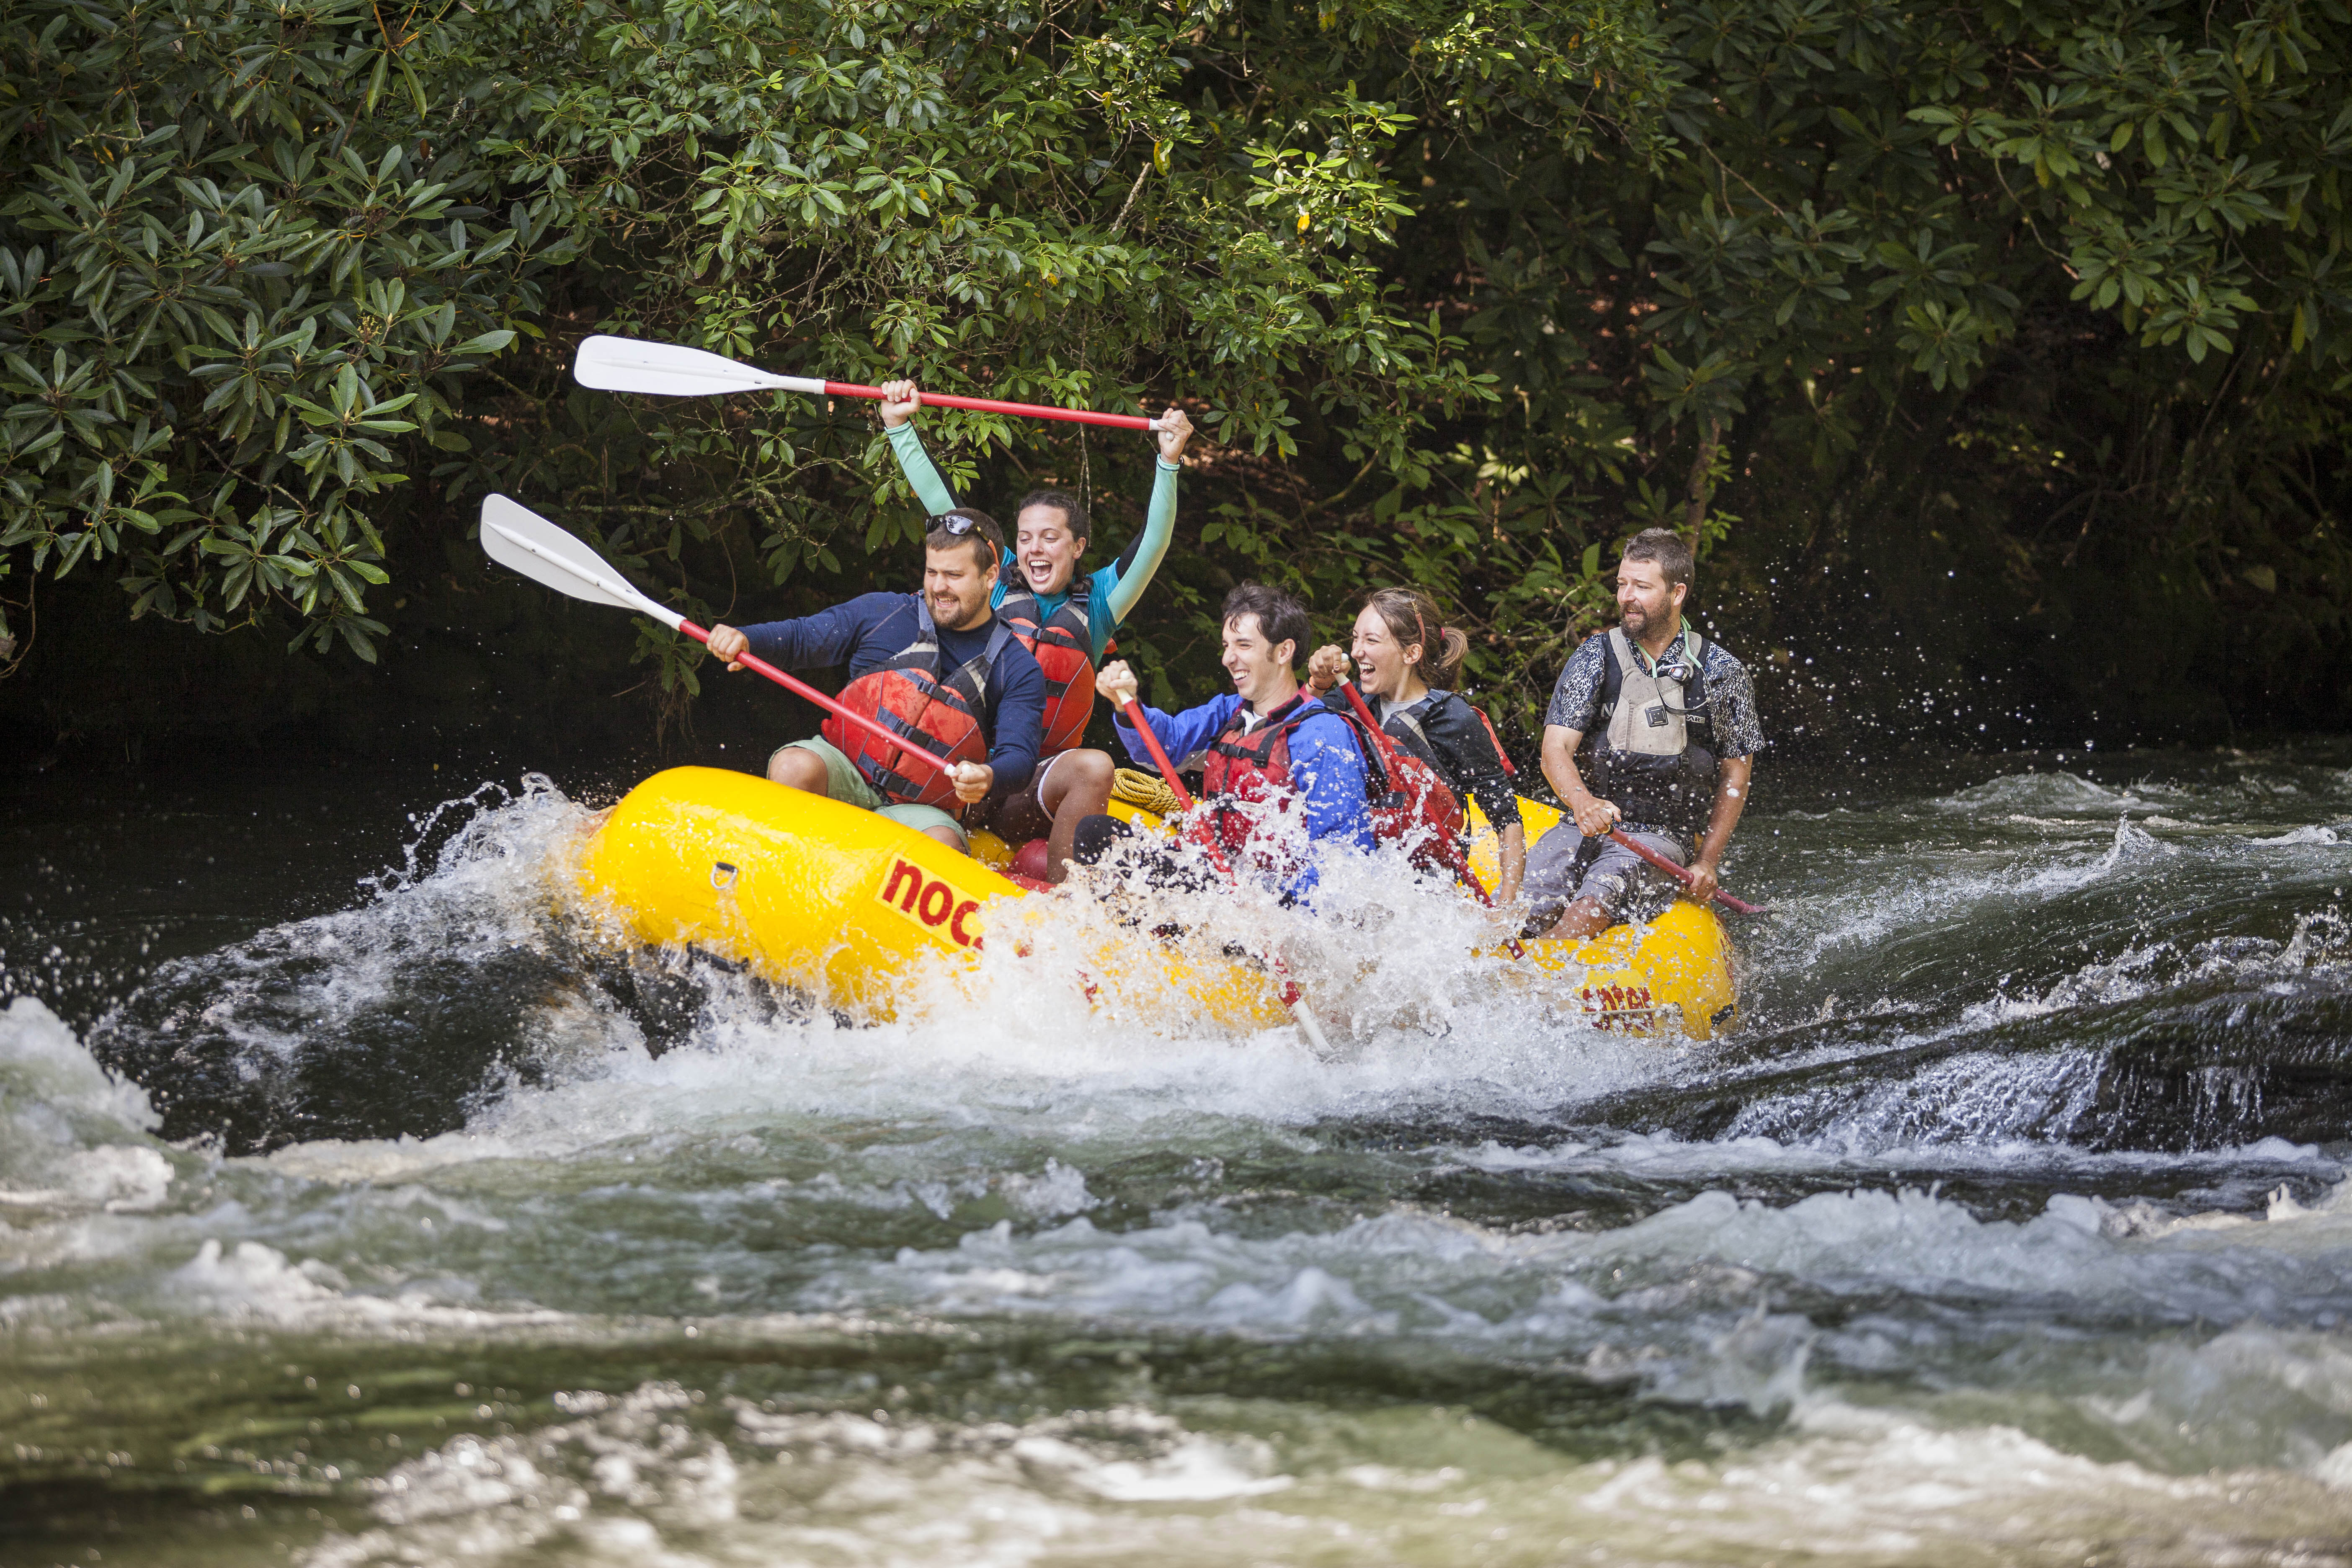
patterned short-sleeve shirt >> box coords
[1542,627,1766,760]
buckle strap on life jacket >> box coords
[1599,625,1711,728]
[822,598,1011,810]
[996,578,1095,755]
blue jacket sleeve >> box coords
[1112,692,1242,770]
[739,594,892,670]
[1280,710,1375,903]
[984,634,1047,788]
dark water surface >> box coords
[6,745,2352,1565]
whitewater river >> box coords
[6,745,2352,1565]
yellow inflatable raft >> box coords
[578,767,1738,1039]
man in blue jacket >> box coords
[1086,583,1373,905]
[705,511,1047,852]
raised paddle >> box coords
[1607,828,1769,916]
[573,335,1162,432]
[477,494,961,783]
[1115,696,1334,1056]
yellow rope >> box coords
[1111,768,1185,817]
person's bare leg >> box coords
[921,824,968,851]
[1540,896,1615,942]
[767,747,832,795]
[980,781,1052,846]
[1039,750,1115,885]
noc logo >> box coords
[874,858,985,949]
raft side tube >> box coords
[579,767,1292,1030]
[579,767,1004,1021]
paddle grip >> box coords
[825,382,1158,432]
[1607,828,1766,916]
[678,620,958,780]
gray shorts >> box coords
[1522,823,1688,920]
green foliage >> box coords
[5,0,2350,743]
[1361,0,2352,732]
[0,0,569,659]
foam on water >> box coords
[11,757,2352,1561]
[0,995,175,1214]
[289,1379,2352,1568]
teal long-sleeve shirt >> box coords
[886,422,1177,661]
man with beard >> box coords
[704,510,1046,853]
[874,378,1193,882]
[1529,528,1764,939]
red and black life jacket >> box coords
[1331,685,1475,889]
[995,576,1096,757]
[1190,694,1471,887]
[820,601,1014,811]
[1186,695,1327,881]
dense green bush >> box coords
[0,0,568,660]
[5,0,2349,739]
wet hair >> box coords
[1015,488,1091,542]
[1362,586,1469,689]
[1620,527,1694,590]
[1221,582,1312,671]
[923,507,1004,573]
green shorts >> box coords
[773,737,968,847]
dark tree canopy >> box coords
[5,0,2348,742]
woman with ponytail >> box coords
[1305,588,1527,904]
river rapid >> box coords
[6,744,2352,1565]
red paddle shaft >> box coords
[1607,828,1767,916]
[1118,697,1318,1011]
[679,620,957,780]
[828,383,1155,432]
[1118,698,1231,878]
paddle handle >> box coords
[679,620,958,781]
[827,382,1158,432]
[1607,828,1766,916]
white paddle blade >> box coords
[478,494,683,631]
[572,335,826,398]
[1288,998,1333,1056]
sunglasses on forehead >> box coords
[940,511,985,536]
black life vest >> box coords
[1373,688,1518,781]
[821,601,1013,811]
[995,577,1096,757]
[1577,626,1719,839]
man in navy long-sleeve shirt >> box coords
[1088,583,1374,904]
[706,511,1047,852]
